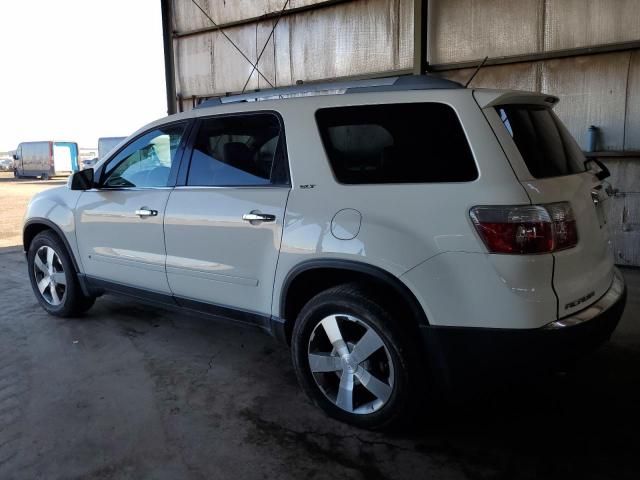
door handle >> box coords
[135,208,158,217]
[242,211,276,223]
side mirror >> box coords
[584,158,610,181]
[12,154,18,161]
[70,168,95,190]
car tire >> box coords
[27,230,96,317]
[291,283,421,430]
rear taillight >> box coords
[470,202,577,254]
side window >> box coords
[315,103,477,184]
[496,105,586,179]
[187,113,287,186]
[102,124,186,188]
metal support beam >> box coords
[161,0,177,115]
[413,0,428,75]
[173,0,353,39]
[585,151,640,158]
[428,40,640,72]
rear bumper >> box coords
[422,269,627,378]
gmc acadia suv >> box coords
[23,76,627,429]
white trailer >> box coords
[98,137,126,160]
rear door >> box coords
[75,122,188,294]
[485,101,614,317]
[163,112,290,322]
[52,142,73,173]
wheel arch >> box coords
[278,259,429,344]
[23,219,81,273]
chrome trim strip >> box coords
[166,266,259,287]
[90,253,166,273]
[172,185,291,190]
[544,268,625,329]
[86,187,174,192]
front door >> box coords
[75,123,188,294]
[164,112,290,320]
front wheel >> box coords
[27,231,95,317]
[291,284,421,430]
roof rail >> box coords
[195,75,462,109]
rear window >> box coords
[496,105,586,179]
[315,103,477,184]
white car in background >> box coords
[0,158,13,171]
[22,76,627,429]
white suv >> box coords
[23,76,627,429]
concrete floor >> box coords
[0,173,65,247]
[0,245,638,479]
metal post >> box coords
[161,0,177,115]
[413,0,428,75]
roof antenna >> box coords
[464,56,489,88]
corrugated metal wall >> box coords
[430,0,640,152]
[605,159,640,266]
[170,0,414,109]
[429,0,640,63]
[439,52,639,152]
[427,0,640,266]
[166,0,640,265]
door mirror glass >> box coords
[70,168,95,190]
[12,154,18,160]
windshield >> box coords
[496,105,586,179]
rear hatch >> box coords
[476,91,615,318]
[53,142,79,173]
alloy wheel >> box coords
[33,245,67,306]
[307,314,394,414]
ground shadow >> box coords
[99,285,640,479]
[5,245,639,479]
[404,339,640,478]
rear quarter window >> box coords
[496,105,586,179]
[315,103,477,184]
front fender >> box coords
[23,187,83,271]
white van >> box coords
[13,141,79,179]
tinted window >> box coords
[187,113,287,186]
[496,105,586,178]
[315,103,477,184]
[102,124,186,188]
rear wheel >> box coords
[28,231,95,317]
[291,284,421,430]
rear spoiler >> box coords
[473,89,559,109]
